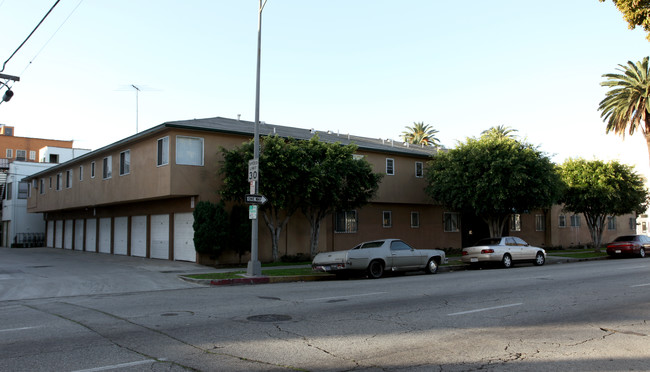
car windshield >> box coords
[613,235,639,242]
[474,238,502,246]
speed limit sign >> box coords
[248,159,259,182]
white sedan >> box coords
[461,236,546,268]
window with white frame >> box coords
[444,212,460,232]
[570,214,581,227]
[6,149,12,158]
[558,214,566,228]
[176,136,204,166]
[510,214,521,231]
[157,137,169,166]
[103,156,112,179]
[65,170,72,188]
[29,150,36,160]
[120,150,130,175]
[415,161,423,178]
[411,211,420,228]
[607,216,617,230]
[383,211,392,228]
[386,158,395,175]
[18,182,29,199]
[535,214,545,231]
[334,210,357,233]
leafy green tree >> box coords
[481,125,519,140]
[220,135,308,262]
[193,200,230,256]
[300,137,382,257]
[598,0,650,41]
[559,158,648,248]
[425,136,563,238]
[598,57,650,164]
[229,204,251,263]
[401,122,441,147]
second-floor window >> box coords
[18,182,28,199]
[91,161,96,178]
[120,150,130,175]
[39,179,44,194]
[415,162,423,178]
[29,151,36,160]
[56,173,62,191]
[103,156,112,179]
[16,150,26,160]
[6,149,12,158]
[66,170,72,188]
[386,158,395,175]
[176,136,204,166]
[157,137,169,166]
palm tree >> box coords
[401,122,440,147]
[481,125,518,140]
[598,57,650,164]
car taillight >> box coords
[462,251,468,256]
[481,249,495,254]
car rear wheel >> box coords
[534,252,545,266]
[640,248,646,258]
[367,260,384,279]
[502,254,513,268]
[425,258,438,274]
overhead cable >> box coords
[1,0,61,72]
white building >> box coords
[1,147,90,247]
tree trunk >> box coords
[645,130,650,167]
[485,215,509,238]
[584,213,605,251]
[262,208,291,262]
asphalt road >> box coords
[2,248,650,371]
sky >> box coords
[1,1,649,173]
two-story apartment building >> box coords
[24,117,459,263]
[24,116,637,263]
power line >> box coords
[1,0,62,73]
[20,0,85,76]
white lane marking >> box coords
[305,292,388,302]
[631,283,650,287]
[448,303,523,316]
[70,359,164,372]
[617,265,650,270]
[0,326,39,332]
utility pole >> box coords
[247,0,267,277]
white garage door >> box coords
[74,219,84,251]
[46,220,54,248]
[113,217,128,255]
[98,217,112,254]
[85,218,97,252]
[55,220,63,249]
[150,214,169,259]
[130,215,147,257]
[174,213,196,262]
[64,220,73,250]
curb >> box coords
[180,256,609,286]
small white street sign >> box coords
[249,205,258,220]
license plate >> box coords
[470,258,478,263]
[615,250,621,254]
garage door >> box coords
[98,217,112,254]
[150,214,169,259]
[64,220,73,250]
[130,215,147,257]
[55,220,63,249]
[46,220,54,247]
[113,217,128,255]
[174,213,196,262]
[74,219,84,251]
[85,218,97,252]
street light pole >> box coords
[247,0,267,277]
[131,84,140,133]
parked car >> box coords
[312,239,447,279]
[606,235,650,258]
[461,236,546,268]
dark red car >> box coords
[606,235,650,258]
